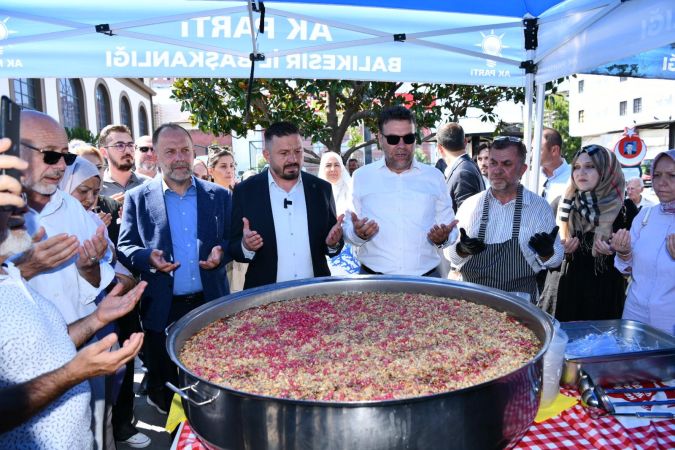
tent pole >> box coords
[522,71,535,189]
[530,82,546,192]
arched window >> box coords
[120,96,133,134]
[59,79,85,129]
[95,83,111,132]
[138,104,149,136]
[12,78,42,111]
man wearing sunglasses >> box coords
[13,109,116,449]
[345,105,458,277]
[134,135,158,179]
[99,124,148,203]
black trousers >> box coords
[111,307,142,440]
[144,293,205,408]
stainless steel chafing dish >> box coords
[167,276,554,450]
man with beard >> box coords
[118,123,232,414]
[134,134,158,179]
[0,136,146,449]
[344,106,458,276]
[229,121,344,289]
[99,124,148,202]
[450,136,564,302]
[13,110,118,448]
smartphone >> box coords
[0,95,22,181]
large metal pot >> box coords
[167,276,553,450]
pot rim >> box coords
[167,275,554,407]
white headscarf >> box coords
[58,156,101,196]
[318,152,353,216]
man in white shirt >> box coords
[345,106,458,276]
[539,127,571,205]
[229,121,344,289]
[0,150,145,449]
[450,136,564,302]
[626,177,655,210]
[13,110,118,449]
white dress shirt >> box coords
[243,172,314,283]
[24,189,115,324]
[345,158,458,275]
[539,161,571,204]
[449,187,563,272]
[616,205,675,335]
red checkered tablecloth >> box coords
[175,396,675,450]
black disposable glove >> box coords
[456,228,486,256]
[528,226,559,259]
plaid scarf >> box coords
[557,145,625,257]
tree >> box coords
[65,127,99,146]
[544,93,580,161]
[171,78,524,164]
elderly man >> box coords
[450,136,564,302]
[346,106,458,276]
[626,177,654,210]
[437,122,485,212]
[538,127,571,205]
[99,124,148,202]
[118,123,232,414]
[13,110,119,448]
[0,136,146,449]
[229,121,343,289]
[134,134,158,179]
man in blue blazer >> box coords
[118,123,231,413]
[229,121,344,290]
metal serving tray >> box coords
[560,320,675,387]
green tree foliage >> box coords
[545,93,581,161]
[65,127,99,146]
[171,78,523,164]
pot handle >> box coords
[166,381,220,407]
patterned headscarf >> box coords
[653,149,675,214]
[557,145,625,256]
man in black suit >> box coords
[437,123,485,212]
[229,122,344,289]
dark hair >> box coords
[491,136,527,164]
[347,158,358,163]
[377,105,416,132]
[98,124,132,147]
[264,122,299,146]
[436,122,465,151]
[543,127,563,152]
[478,142,490,152]
[152,123,193,147]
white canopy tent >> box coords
[1,0,674,189]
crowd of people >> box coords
[0,106,673,449]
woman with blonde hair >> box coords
[318,152,359,275]
[549,145,637,321]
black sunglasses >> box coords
[21,142,77,166]
[383,133,416,145]
[137,146,154,153]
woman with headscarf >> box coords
[551,145,638,321]
[612,149,675,335]
[318,152,360,275]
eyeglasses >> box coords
[21,142,77,166]
[105,142,135,152]
[383,133,416,145]
[137,146,154,153]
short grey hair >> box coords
[627,177,644,188]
